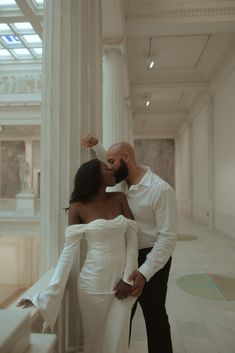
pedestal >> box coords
[16,192,35,215]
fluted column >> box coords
[103,45,124,148]
[41,0,102,272]
[123,99,134,144]
[41,1,102,351]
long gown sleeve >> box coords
[122,219,139,285]
[28,225,86,331]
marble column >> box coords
[123,99,134,144]
[103,44,125,148]
[41,0,102,351]
[41,0,102,272]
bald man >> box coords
[81,135,177,353]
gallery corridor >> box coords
[129,215,235,353]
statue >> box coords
[17,155,30,193]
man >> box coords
[81,135,177,353]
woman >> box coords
[17,159,138,353]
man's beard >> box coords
[113,159,128,183]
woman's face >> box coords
[100,162,116,187]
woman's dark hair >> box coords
[70,159,102,203]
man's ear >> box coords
[122,152,129,162]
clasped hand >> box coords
[17,298,33,308]
[114,271,146,300]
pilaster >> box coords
[103,43,124,147]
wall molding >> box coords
[126,6,235,21]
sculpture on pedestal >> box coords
[17,155,30,193]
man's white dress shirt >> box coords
[93,142,177,282]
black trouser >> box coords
[130,248,173,353]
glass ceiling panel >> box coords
[31,47,43,56]
[0,24,11,33]
[0,0,17,5]
[0,0,20,11]
[12,48,33,58]
[23,34,42,45]
[13,22,34,31]
[31,0,44,10]
[0,49,13,59]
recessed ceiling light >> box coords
[146,100,150,106]
[148,60,155,69]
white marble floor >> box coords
[129,215,235,353]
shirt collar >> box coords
[124,165,152,191]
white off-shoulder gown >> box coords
[29,215,138,353]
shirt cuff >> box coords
[137,264,152,282]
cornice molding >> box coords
[126,6,235,21]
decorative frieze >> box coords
[126,6,235,21]
[0,74,42,94]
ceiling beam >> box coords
[131,80,209,92]
[133,108,189,119]
[15,0,43,38]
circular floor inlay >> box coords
[177,273,235,301]
[177,234,197,241]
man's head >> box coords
[106,142,136,183]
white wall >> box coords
[191,105,213,226]
[175,124,192,215]
[213,68,235,238]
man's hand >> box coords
[81,134,98,148]
[114,280,132,300]
[129,270,146,297]
[17,298,33,308]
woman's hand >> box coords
[129,270,146,297]
[17,298,33,308]
[114,280,132,300]
[81,134,98,148]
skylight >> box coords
[12,48,33,58]
[0,24,11,32]
[13,22,34,31]
[0,49,13,59]
[0,0,17,6]
[0,1,43,62]
[23,34,42,45]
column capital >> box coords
[103,39,124,55]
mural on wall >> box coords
[134,139,175,189]
[1,141,25,197]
